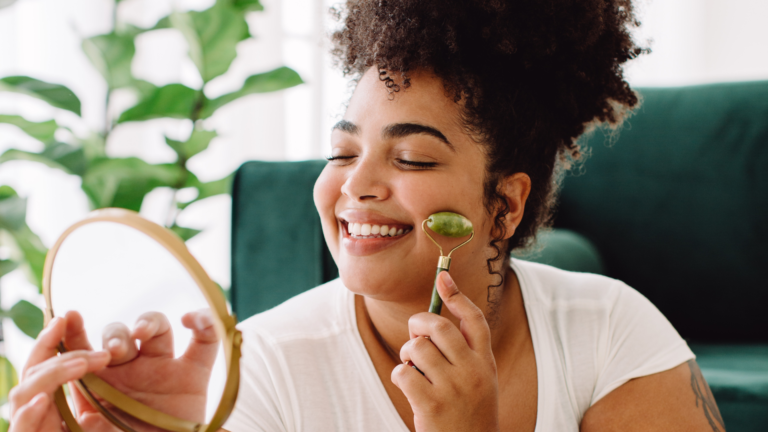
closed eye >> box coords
[326,155,357,162]
[397,159,438,169]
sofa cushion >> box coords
[515,229,605,275]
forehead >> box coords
[344,68,464,136]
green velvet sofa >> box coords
[231,81,768,430]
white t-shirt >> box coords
[224,259,695,431]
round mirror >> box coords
[42,209,241,432]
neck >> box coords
[359,264,526,361]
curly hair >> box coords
[330,0,646,289]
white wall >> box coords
[0,0,766,375]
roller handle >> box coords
[428,256,452,314]
[428,267,447,314]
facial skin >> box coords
[313,67,530,322]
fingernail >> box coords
[90,351,110,361]
[108,338,122,350]
[135,320,149,332]
[195,314,212,330]
[440,271,454,288]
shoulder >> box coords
[512,258,679,350]
[236,278,352,343]
[511,258,631,310]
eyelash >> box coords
[325,156,437,170]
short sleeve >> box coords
[223,329,296,432]
[590,282,695,405]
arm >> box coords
[581,360,726,432]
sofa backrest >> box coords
[231,161,337,321]
[231,81,768,343]
[556,81,768,343]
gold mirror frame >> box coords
[42,208,242,432]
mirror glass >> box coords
[49,221,227,427]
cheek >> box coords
[313,167,343,250]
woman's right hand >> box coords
[8,315,113,431]
[9,308,219,431]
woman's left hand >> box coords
[392,271,500,432]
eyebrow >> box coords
[332,120,454,151]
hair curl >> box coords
[331,0,646,289]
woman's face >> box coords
[314,68,497,305]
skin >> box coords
[10,67,726,432]
[9,309,219,432]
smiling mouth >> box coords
[340,220,413,239]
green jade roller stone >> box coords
[426,212,473,315]
[426,212,474,238]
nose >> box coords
[340,158,391,202]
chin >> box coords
[337,256,435,304]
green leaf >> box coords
[81,158,184,211]
[152,15,172,30]
[0,148,71,173]
[11,225,47,290]
[0,76,81,116]
[131,79,158,100]
[82,32,136,89]
[0,185,17,200]
[0,259,18,278]
[0,143,87,176]
[0,114,58,143]
[80,132,107,162]
[0,418,8,432]
[171,4,250,83]
[0,194,27,231]
[233,0,264,11]
[9,300,44,338]
[41,142,87,176]
[179,172,233,209]
[0,194,47,289]
[165,128,217,161]
[170,224,202,242]
[0,356,18,406]
[118,84,200,123]
[200,67,303,118]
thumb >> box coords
[437,271,491,351]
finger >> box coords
[181,309,220,368]
[12,351,110,408]
[391,363,433,404]
[9,392,50,432]
[399,336,449,381]
[23,316,67,375]
[437,271,491,352]
[132,311,173,358]
[408,312,470,364]
[64,310,94,351]
[102,322,138,365]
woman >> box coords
[10,0,726,431]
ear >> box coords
[497,173,531,240]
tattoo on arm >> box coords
[687,360,726,432]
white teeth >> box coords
[346,221,411,238]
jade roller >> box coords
[422,212,474,315]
